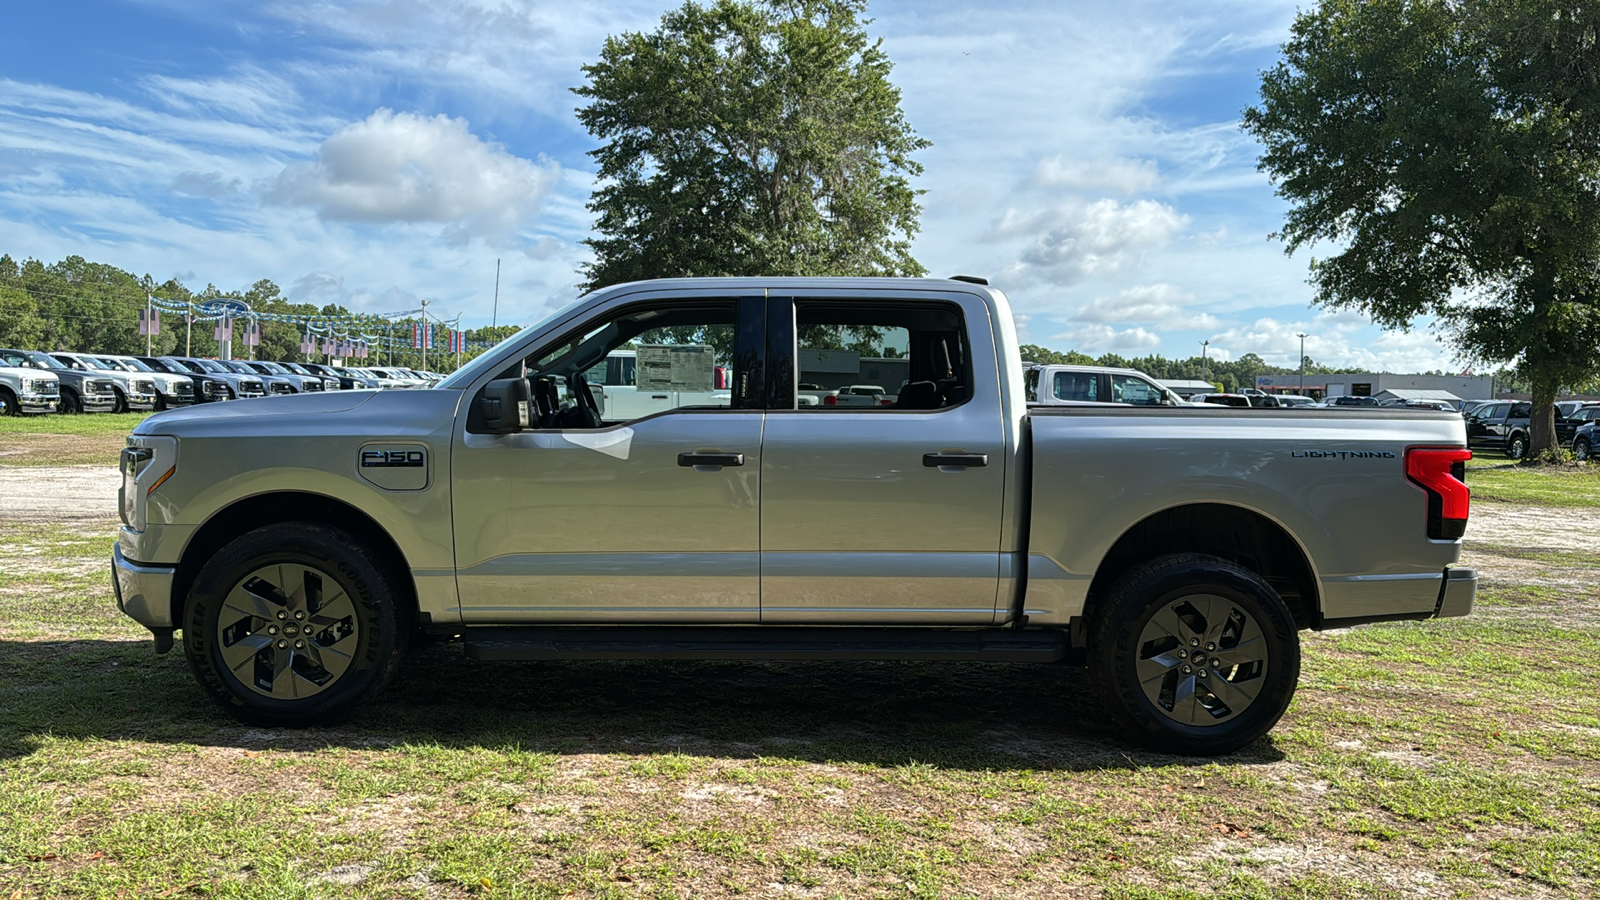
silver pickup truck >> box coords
[113,277,1476,754]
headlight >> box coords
[119,435,178,532]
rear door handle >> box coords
[679,452,745,468]
[923,452,988,468]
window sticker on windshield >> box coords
[635,345,714,392]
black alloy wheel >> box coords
[0,390,16,417]
[57,388,82,414]
[1087,553,1300,756]
[183,523,405,725]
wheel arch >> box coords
[169,491,418,631]
[1082,502,1320,631]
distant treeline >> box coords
[0,254,518,371]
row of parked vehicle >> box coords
[0,348,447,415]
[1460,398,1600,460]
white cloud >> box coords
[1033,156,1159,194]
[1000,198,1188,285]
[1074,283,1220,330]
[268,108,560,241]
[1050,323,1163,354]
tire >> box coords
[0,389,16,417]
[1577,438,1592,462]
[155,394,168,411]
[57,388,82,414]
[1086,553,1300,756]
[182,523,405,726]
[1507,434,1527,460]
[112,387,128,414]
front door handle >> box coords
[923,452,988,468]
[679,451,745,468]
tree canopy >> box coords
[574,0,929,290]
[1243,0,1600,452]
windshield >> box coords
[23,351,68,370]
[258,362,289,374]
[282,363,310,375]
[116,357,155,372]
[94,357,130,371]
[193,359,228,373]
[438,294,591,389]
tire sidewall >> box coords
[183,523,400,725]
[1508,435,1526,459]
[1577,439,1590,461]
[1088,555,1301,755]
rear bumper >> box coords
[1436,566,1476,618]
[112,543,176,631]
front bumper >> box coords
[82,394,118,412]
[1436,566,1476,618]
[127,393,159,410]
[17,391,58,414]
[160,390,197,407]
[112,543,176,632]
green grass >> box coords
[1466,462,1600,507]
[0,411,153,436]
[2,522,1599,897]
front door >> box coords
[758,294,1011,624]
[452,296,766,623]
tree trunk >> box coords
[1527,376,1559,458]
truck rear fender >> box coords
[169,491,419,634]
[1077,502,1320,633]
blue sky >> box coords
[0,0,1461,372]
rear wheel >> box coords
[183,523,405,725]
[1087,553,1300,755]
[1507,434,1527,460]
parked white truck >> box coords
[0,361,60,416]
[113,277,1475,754]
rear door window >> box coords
[1052,371,1099,402]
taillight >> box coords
[824,394,838,406]
[1405,447,1471,539]
[880,398,893,407]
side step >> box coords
[461,626,1070,663]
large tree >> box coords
[1243,0,1600,454]
[574,0,929,290]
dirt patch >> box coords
[1464,502,1600,554]
[0,466,120,523]
[0,432,126,467]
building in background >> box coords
[1256,373,1495,401]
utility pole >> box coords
[1296,332,1308,396]
[145,295,154,356]
[1201,339,1210,385]
[491,258,500,329]
[420,299,430,374]
[185,304,193,357]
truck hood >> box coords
[131,387,464,437]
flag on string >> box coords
[137,308,160,336]
[213,317,232,342]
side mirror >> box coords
[478,377,532,434]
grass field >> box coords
[2,514,1599,897]
[0,413,150,466]
[2,418,1598,896]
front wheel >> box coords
[0,390,16,417]
[1575,438,1591,462]
[112,388,129,414]
[57,389,82,414]
[1087,553,1300,755]
[183,523,405,725]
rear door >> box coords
[758,292,1010,624]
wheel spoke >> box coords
[1137,649,1184,685]
[1211,635,1266,668]
[227,579,286,621]
[220,632,273,673]
[1146,604,1192,643]
[1172,673,1203,725]
[1208,669,1260,712]
[309,592,355,629]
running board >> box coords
[461,626,1070,663]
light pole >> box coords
[1296,332,1308,396]
[1201,339,1210,385]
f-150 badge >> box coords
[362,449,425,467]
